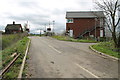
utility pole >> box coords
[27,21,28,27]
[40,29,42,36]
[29,25,30,33]
[45,24,46,31]
[49,21,50,28]
[53,20,55,34]
[48,21,51,36]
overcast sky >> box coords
[0,0,95,34]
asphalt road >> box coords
[27,36,118,78]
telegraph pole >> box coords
[40,29,42,36]
[27,21,28,27]
[53,20,55,33]
[49,21,50,28]
[29,25,30,33]
[45,24,46,32]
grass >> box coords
[92,42,120,58]
[22,41,31,78]
[2,37,29,78]
[22,56,29,78]
[2,33,26,50]
[52,35,97,43]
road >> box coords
[26,36,118,78]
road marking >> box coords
[48,45,62,53]
[74,63,99,78]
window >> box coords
[67,19,73,23]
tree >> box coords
[95,0,120,49]
[24,23,28,31]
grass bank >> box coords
[92,42,120,58]
[2,37,29,78]
[2,33,26,50]
[52,35,97,43]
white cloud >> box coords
[0,0,94,33]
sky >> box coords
[0,0,95,34]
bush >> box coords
[52,35,97,43]
[99,37,106,42]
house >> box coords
[0,31,3,34]
[66,11,105,38]
[5,21,23,34]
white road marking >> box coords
[40,38,61,54]
[48,45,62,53]
[74,63,99,78]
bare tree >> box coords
[95,0,120,49]
[24,23,28,31]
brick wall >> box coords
[66,18,104,38]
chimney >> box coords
[13,21,15,25]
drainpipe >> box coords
[95,18,97,41]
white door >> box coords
[100,30,103,37]
[69,30,73,37]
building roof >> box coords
[5,24,22,30]
[66,11,105,18]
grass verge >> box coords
[2,37,29,79]
[91,42,120,58]
[22,55,29,78]
[52,35,97,43]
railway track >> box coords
[0,53,20,77]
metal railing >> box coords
[78,26,100,38]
